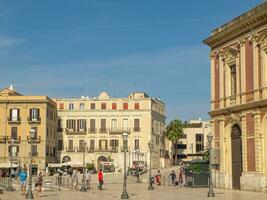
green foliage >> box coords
[188,163,209,174]
[165,119,184,142]
[203,148,210,161]
[86,163,95,170]
[107,155,114,162]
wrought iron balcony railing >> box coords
[27,117,41,124]
[7,117,21,124]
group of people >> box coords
[71,169,104,190]
[169,161,186,186]
[18,167,44,198]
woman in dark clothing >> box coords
[35,172,44,198]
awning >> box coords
[62,161,83,167]
[0,162,19,168]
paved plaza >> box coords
[1,172,267,200]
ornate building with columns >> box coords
[203,2,267,191]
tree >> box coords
[165,119,184,166]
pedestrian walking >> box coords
[97,169,104,190]
[169,170,176,186]
[85,170,91,189]
[155,170,161,185]
[178,161,185,186]
[72,170,79,190]
[18,168,27,195]
[35,172,44,198]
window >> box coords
[11,127,17,139]
[57,119,63,131]
[134,119,140,131]
[110,139,119,149]
[79,139,86,151]
[90,103,95,110]
[32,145,38,156]
[230,64,237,95]
[9,145,19,157]
[111,119,117,131]
[196,134,203,142]
[134,139,139,150]
[100,119,106,133]
[89,119,96,132]
[77,119,86,131]
[31,127,38,139]
[68,140,73,151]
[99,140,107,150]
[177,144,187,149]
[68,103,74,110]
[10,108,20,121]
[29,108,40,121]
[156,136,159,145]
[134,103,140,110]
[101,103,106,110]
[59,103,64,110]
[123,103,128,110]
[196,144,204,152]
[79,103,85,110]
[66,119,76,130]
[112,103,117,110]
[89,140,95,150]
[58,140,63,151]
[122,119,128,131]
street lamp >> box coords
[7,138,15,191]
[207,133,215,197]
[26,128,35,199]
[136,149,140,183]
[148,140,154,190]
[121,132,129,199]
[80,141,87,192]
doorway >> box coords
[231,124,242,189]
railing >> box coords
[0,136,6,144]
[88,128,97,134]
[26,136,41,144]
[7,117,21,124]
[133,127,141,132]
[87,147,118,153]
[65,128,87,135]
[109,127,131,134]
[29,152,39,157]
[6,136,21,144]
[27,117,41,124]
[99,128,108,134]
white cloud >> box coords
[0,37,25,48]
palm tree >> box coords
[165,119,184,166]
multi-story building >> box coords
[55,91,169,171]
[0,85,57,174]
[173,119,210,163]
[203,2,267,191]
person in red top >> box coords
[98,169,104,190]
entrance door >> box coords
[231,124,242,189]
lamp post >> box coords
[207,133,215,197]
[26,128,35,199]
[80,141,87,192]
[136,149,140,183]
[7,138,15,191]
[148,140,154,190]
[121,132,129,199]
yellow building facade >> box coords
[0,85,57,174]
[55,92,169,171]
[204,2,267,191]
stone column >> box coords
[210,52,215,110]
[253,112,262,172]
[240,41,246,103]
[253,38,260,100]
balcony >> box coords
[133,127,141,132]
[27,117,41,124]
[99,128,108,134]
[65,128,87,135]
[29,152,39,157]
[9,152,19,157]
[88,128,97,134]
[87,147,118,153]
[0,136,6,144]
[109,128,131,134]
[66,147,75,152]
[7,136,21,144]
[7,117,21,124]
[27,136,41,144]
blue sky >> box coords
[0,0,263,122]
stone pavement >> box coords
[1,170,267,200]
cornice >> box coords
[203,2,267,49]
